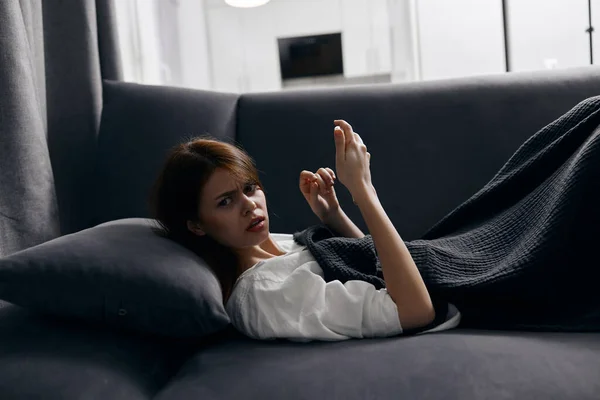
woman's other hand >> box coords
[333,119,372,199]
[299,167,340,222]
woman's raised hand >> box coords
[299,167,340,222]
[333,120,372,199]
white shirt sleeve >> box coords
[227,263,403,342]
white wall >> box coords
[114,0,163,85]
[415,0,506,81]
[114,0,212,90]
[114,0,139,82]
[115,0,600,92]
[507,0,591,72]
[205,0,395,93]
[177,0,212,90]
[340,0,392,78]
[388,0,421,82]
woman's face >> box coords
[187,168,270,250]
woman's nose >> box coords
[243,196,257,211]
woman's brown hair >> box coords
[148,135,264,303]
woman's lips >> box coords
[247,216,264,229]
[246,219,266,232]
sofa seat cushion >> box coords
[155,329,600,400]
[0,302,190,400]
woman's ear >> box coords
[187,220,206,236]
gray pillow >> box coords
[0,218,230,337]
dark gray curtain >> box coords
[0,0,122,257]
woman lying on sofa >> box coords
[149,119,452,341]
[150,97,600,340]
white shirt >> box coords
[225,233,460,342]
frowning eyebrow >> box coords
[214,188,238,201]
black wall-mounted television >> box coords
[277,32,344,80]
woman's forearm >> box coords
[353,184,435,329]
[322,208,365,239]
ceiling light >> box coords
[225,0,270,8]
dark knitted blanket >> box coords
[293,96,600,332]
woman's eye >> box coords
[218,197,232,207]
[218,184,256,207]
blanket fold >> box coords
[293,96,600,332]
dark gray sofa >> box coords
[2,66,600,399]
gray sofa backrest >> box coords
[92,81,239,227]
[237,67,600,239]
[94,66,600,240]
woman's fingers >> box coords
[299,171,309,184]
[299,170,314,193]
[333,125,346,165]
[317,168,335,187]
[301,169,336,196]
[354,132,364,145]
[325,167,336,180]
[312,172,330,195]
[334,120,366,149]
[334,120,354,146]
[334,119,351,131]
